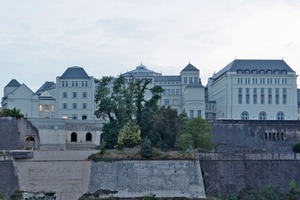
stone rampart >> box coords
[88,160,206,199]
[0,161,18,199]
[200,153,300,197]
[209,120,300,153]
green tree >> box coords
[0,192,6,200]
[140,137,153,158]
[117,121,142,148]
[292,141,300,153]
[0,108,23,118]
[176,117,215,152]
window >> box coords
[238,88,242,104]
[44,105,50,112]
[172,89,175,95]
[71,132,77,142]
[175,89,179,95]
[260,88,265,104]
[194,77,198,83]
[283,88,287,104]
[51,105,55,112]
[63,103,67,109]
[268,88,272,104]
[246,88,250,104]
[39,104,43,112]
[86,132,92,142]
[241,111,249,120]
[72,81,75,87]
[82,103,87,109]
[82,92,87,98]
[62,115,68,119]
[253,88,257,104]
[66,81,68,87]
[277,111,284,120]
[164,99,170,105]
[197,110,201,117]
[63,92,67,98]
[253,78,258,84]
[275,88,279,104]
[62,81,65,87]
[260,78,265,84]
[73,103,77,109]
[72,114,77,120]
[73,92,77,98]
[189,77,192,83]
[82,115,87,120]
[259,111,267,120]
[190,110,194,118]
[184,77,187,84]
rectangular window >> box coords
[283,88,287,104]
[72,114,77,120]
[172,89,175,95]
[51,105,55,112]
[82,103,87,109]
[261,88,265,104]
[82,115,87,120]
[253,88,257,104]
[190,110,194,118]
[65,81,68,87]
[189,77,192,83]
[268,88,272,104]
[85,81,88,87]
[275,88,279,104]
[63,103,67,109]
[63,92,67,98]
[184,77,187,84]
[73,92,77,98]
[44,105,50,112]
[175,89,179,95]
[164,99,170,105]
[39,104,43,112]
[82,92,87,98]
[238,88,242,104]
[62,81,65,87]
[194,77,198,83]
[73,103,77,109]
[82,81,85,87]
[167,89,171,95]
[260,78,265,84]
[72,81,75,87]
[197,110,201,117]
[246,88,250,104]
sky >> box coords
[1,0,300,97]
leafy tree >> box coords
[140,137,153,158]
[0,108,23,118]
[176,117,214,152]
[292,141,300,153]
[101,121,122,149]
[117,121,142,148]
[0,192,6,200]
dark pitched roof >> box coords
[212,59,294,79]
[181,63,199,72]
[154,76,181,82]
[36,81,56,93]
[5,79,21,87]
[122,64,161,77]
[60,66,90,79]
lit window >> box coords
[51,105,55,112]
[39,104,43,112]
[44,105,50,112]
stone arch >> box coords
[25,136,35,149]
[259,111,267,120]
[241,111,249,120]
[71,132,77,142]
[277,111,284,120]
[26,136,35,142]
[86,132,92,142]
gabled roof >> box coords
[181,63,199,72]
[212,59,294,79]
[154,76,181,82]
[5,79,21,87]
[36,81,56,94]
[39,91,55,100]
[122,64,161,77]
[60,66,90,79]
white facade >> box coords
[206,59,298,120]
[122,63,206,118]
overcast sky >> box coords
[1,0,300,97]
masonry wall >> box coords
[200,153,300,197]
[88,160,206,199]
[209,120,300,153]
[0,161,18,199]
[0,117,20,150]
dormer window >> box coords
[252,70,257,74]
[237,70,243,74]
[259,70,265,74]
[244,70,250,74]
[267,70,272,74]
[274,70,279,74]
[281,70,287,74]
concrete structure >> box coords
[206,59,298,120]
[122,63,206,118]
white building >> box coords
[206,59,298,120]
[122,63,206,118]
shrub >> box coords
[292,142,300,153]
[140,138,153,158]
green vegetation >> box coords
[140,137,153,158]
[292,141,300,153]
[10,189,23,200]
[0,191,6,200]
[0,108,23,118]
[94,75,214,156]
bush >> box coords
[292,142,300,153]
[140,138,153,158]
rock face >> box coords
[88,160,206,199]
[0,160,18,199]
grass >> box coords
[89,147,194,161]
